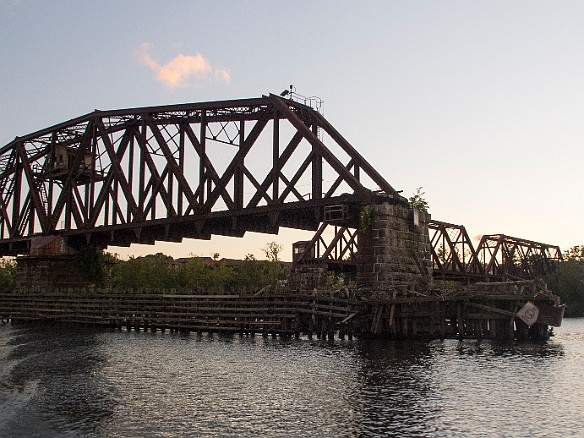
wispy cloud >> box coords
[136,43,230,89]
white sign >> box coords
[516,301,540,327]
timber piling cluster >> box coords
[362,281,562,341]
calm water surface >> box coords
[0,318,583,437]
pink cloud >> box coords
[136,43,230,88]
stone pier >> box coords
[14,236,96,290]
[15,255,95,290]
[357,202,432,293]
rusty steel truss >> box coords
[292,223,358,272]
[292,219,562,281]
[476,233,562,280]
[0,94,403,255]
[429,220,562,281]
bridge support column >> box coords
[14,236,100,291]
[15,255,97,290]
[288,263,328,291]
[357,202,432,295]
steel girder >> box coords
[291,220,561,282]
[429,220,484,280]
[0,95,402,255]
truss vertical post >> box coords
[178,125,185,216]
[234,119,245,209]
[137,126,144,219]
[272,114,279,204]
[11,153,21,236]
[65,189,72,230]
[88,134,96,222]
[311,124,322,200]
[127,132,135,222]
[199,111,207,205]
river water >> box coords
[0,318,582,437]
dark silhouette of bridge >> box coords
[0,93,561,281]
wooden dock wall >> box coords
[0,282,563,341]
[0,292,361,340]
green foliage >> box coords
[408,187,429,213]
[564,245,584,261]
[78,246,108,285]
[111,253,176,289]
[326,273,346,291]
[546,260,584,317]
[359,205,374,231]
[110,251,290,294]
[0,258,16,292]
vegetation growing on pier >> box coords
[408,187,430,213]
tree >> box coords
[408,187,429,213]
[0,258,16,292]
[109,251,291,295]
[564,245,584,261]
[545,246,584,317]
[111,253,177,289]
[262,242,284,262]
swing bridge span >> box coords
[0,94,561,281]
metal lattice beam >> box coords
[429,220,484,280]
[476,234,562,280]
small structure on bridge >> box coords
[44,143,103,184]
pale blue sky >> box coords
[1,1,582,260]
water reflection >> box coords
[351,340,440,436]
[0,322,582,437]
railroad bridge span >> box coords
[0,94,561,287]
[0,94,399,255]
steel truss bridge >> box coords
[428,220,562,281]
[0,94,401,255]
[293,221,562,281]
[0,94,561,281]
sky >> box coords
[1,1,582,261]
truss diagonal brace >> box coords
[16,143,50,233]
[270,96,371,202]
